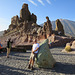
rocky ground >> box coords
[0,47,75,75]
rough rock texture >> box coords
[31,13,37,23]
[62,41,75,54]
[55,19,64,35]
[43,16,52,36]
[1,3,74,49]
[4,3,38,35]
[36,39,56,68]
[11,15,19,25]
[66,43,71,46]
[48,35,75,47]
[20,3,31,22]
[3,3,43,45]
[71,41,75,49]
[20,3,37,23]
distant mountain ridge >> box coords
[40,19,75,37]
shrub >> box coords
[65,46,71,52]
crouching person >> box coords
[28,39,39,70]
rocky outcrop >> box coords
[20,3,31,22]
[62,40,75,53]
[31,13,37,23]
[20,3,37,23]
[71,41,75,50]
[48,35,75,47]
[36,39,56,68]
[11,15,19,25]
[2,3,73,49]
[4,3,38,35]
[55,19,64,35]
[43,16,52,36]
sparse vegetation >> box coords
[65,46,71,52]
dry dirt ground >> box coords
[0,47,75,75]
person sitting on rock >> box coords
[28,39,39,70]
[6,38,13,58]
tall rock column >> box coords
[43,16,52,37]
[55,19,64,35]
[20,3,31,22]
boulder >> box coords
[71,41,75,50]
[65,43,71,52]
[62,41,75,53]
[36,39,56,68]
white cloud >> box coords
[46,0,51,4]
[0,18,10,31]
[28,0,37,6]
[37,0,45,6]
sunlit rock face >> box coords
[55,19,64,35]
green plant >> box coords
[65,46,71,52]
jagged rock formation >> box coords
[43,16,52,36]
[1,3,74,49]
[20,3,37,23]
[55,19,64,35]
[20,3,31,22]
[4,3,38,35]
[9,15,19,31]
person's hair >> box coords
[33,39,37,43]
[8,38,11,41]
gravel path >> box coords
[0,47,75,75]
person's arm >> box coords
[32,47,39,53]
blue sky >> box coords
[0,0,75,31]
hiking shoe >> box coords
[6,56,9,58]
[31,66,34,70]
[28,64,31,69]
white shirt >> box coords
[32,43,39,53]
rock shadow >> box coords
[0,64,32,75]
[52,62,75,74]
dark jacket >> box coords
[7,40,13,48]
